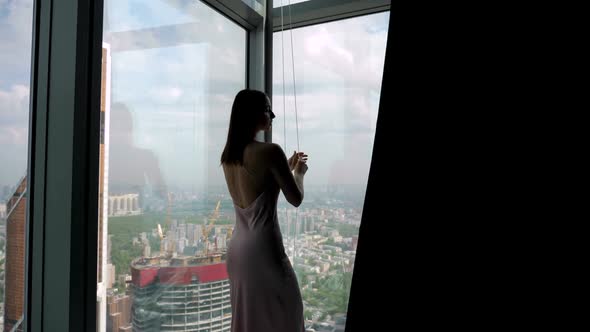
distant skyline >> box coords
[0,0,389,193]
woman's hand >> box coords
[294,158,308,176]
[288,151,308,171]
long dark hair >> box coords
[221,89,268,165]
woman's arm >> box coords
[268,144,305,207]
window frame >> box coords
[272,0,390,32]
[25,1,270,331]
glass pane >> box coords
[274,0,312,8]
[0,0,34,331]
[99,1,246,331]
[273,11,390,329]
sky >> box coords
[0,0,389,194]
[0,0,33,189]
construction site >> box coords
[130,252,231,332]
[125,195,233,332]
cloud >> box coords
[303,26,354,64]
[0,84,30,145]
[150,86,184,103]
[271,12,389,185]
[0,1,33,187]
[0,0,33,87]
[105,0,195,33]
[0,84,30,186]
[275,12,389,91]
[0,0,33,144]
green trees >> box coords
[108,214,163,276]
[302,272,353,320]
[110,236,143,276]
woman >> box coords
[221,89,308,332]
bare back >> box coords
[222,141,303,209]
[223,142,275,208]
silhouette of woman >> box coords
[221,89,308,332]
[109,102,167,205]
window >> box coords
[273,0,312,7]
[99,1,247,331]
[15,0,393,330]
[272,11,389,328]
[0,0,34,331]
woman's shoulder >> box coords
[247,142,284,162]
[249,141,282,153]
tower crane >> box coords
[157,192,174,256]
[201,200,221,255]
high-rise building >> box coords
[178,224,186,241]
[118,274,131,290]
[130,253,231,331]
[106,263,116,289]
[143,244,151,258]
[1,186,11,201]
[107,293,132,332]
[0,203,6,219]
[186,223,195,246]
[3,177,26,332]
[295,214,303,235]
[97,42,112,332]
[194,225,203,245]
[108,194,141,217]
[216,236,227,250]
[180,239,187,254]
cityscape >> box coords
[105,186,362,332]
[1,182,364,332]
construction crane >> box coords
[201,200,221,255]
[157,192,174,256]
